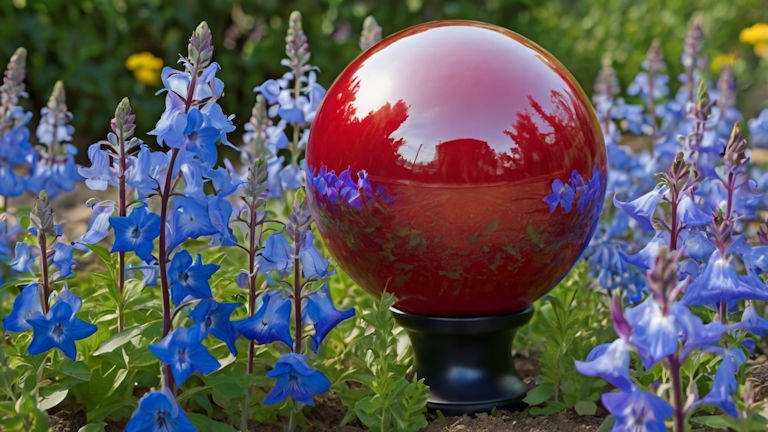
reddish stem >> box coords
[38,232,50,314]
[158,147,180,390]
[668,355,686,432]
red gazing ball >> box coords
[306,20,606,317]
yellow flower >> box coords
[710,53,737,72]
[125,52,163,85]
[740,23,768,45]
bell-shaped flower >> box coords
[613,184,667,231]
[601,389,673,432]
[167,196,218,252]
[3,283,42,332]
[148,325,220,386]
[189,299,240,355]
[303,285,354,352]
[206,195,236,247]
[10,241,35,273]
[26,300,97,360]
[200,101,235,148]
[676,194,710,227]
[263,353,332,406]
[0,218,22,257]
[626,299,700,368]
[695,348,746,417]
[575,338,634,391]
[276,91,306,124]
[619,231,666,270]
[168,251,218,306]
[125,388,196,432]
[78,143,116,190]
[74,201,115,250]
[110,205,161,262]
[681,251,768,306]
[149,92,186,148]
[253,79,283,105]
[182,108,219,163]
[234,290,293,348]
[299,231,331,280]
[52,242,74,277]
[733,305,768,337]
[125,145,165,198]
[258,232,293,275]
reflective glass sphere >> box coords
[306,20,606,317]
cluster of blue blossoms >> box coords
[0,49,80,201]
[245,10,326,199]
[572,20,768,431]
[1,18,354,432]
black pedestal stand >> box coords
[391,307,534,416]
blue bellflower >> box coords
[10,241,34,273]
[302,285,354,352]
[189,299,240,355]
[613,185,667,231]
[263,353,332,406]
[3,283,42,332]
[298,231,331,279]
[52,242,74,277]
[574,338,634,392]
[234,290,293,348]
[601,389,674,432]
[78,143,117,190]
[27,300,97,360]
[168,251,218,306]
[110,205,161,261]
[74,201,115,250]
[681,251,768,306]
[695,348,746,417]
[125,388,197,432]
[148,325,220,386]
[258,232,293,274]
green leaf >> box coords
[597,415,616,432]
[93,325,143,356]
[574,400,597,416]
[187,413,237,432]
[78,423,106,432]
[60,360,90,381]
[523,383,554,406]
[38,388,68,411]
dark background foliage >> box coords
[1,0,767,158]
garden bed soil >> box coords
[49,353,608,431]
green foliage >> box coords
[519,263,615,416]
[339,292,429,432]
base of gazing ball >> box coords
[391,306,534,415]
